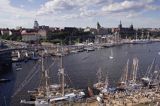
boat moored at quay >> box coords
[5,41,160,106]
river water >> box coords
[1,42,160,106]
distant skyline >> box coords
[0,0,160,28]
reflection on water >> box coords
[1,42,160,106]
[0,70,15,106]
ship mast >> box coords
[125,59,129,83]
[105,71,109,89]
[132,57,139,83]
[40,51,49,97]
[144,58,155,78]
[59,46,65,96]
[136,31,138,40]
[121,59,129,84]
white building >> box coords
[22,32,41,42]
[1,29,12,36]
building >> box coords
[148,28,160,37]
[21,30,41,42]
[49,27,61,32]
[118,21,135,38]
[111,21,136,38]
[96,22,110,35]
[39,25,49,30]
[10,29,21,36]
[63,27,78,32]
[0,28,12,36]
[34,20,39,29]
[84,27,97,34]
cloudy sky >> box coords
[0,0,160,28]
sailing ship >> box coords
[141,58,160,88]
[118,58,140,90]
[128,57,141,90]
[141,58,155,87]
[20,49,85,106]
[118,59,129,90]
[93,68,109,93]
[130,31,151,44]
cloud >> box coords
[0,0,36,27]
[102,0,157,12]
[20,5,24,8]
[37,0,76,15]
[100,0,160,19]
[0,0,159,28]
[36,0,109,16]
[27,0,34,2]
[36,0,159,20]
[126,12,141,18]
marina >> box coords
[0,0,160,105]
[0,42,160,105]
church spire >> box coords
[97,22,101,29]
[130,23,133,30]
[119,20,122,29]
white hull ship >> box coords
[130,39,151,44]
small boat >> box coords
[141,77,151,85]
[0,79,10,83]
[70,50,79,54]
[12,57,19,61]
[84,46,95,52]
[15,63,22,71]
[16,67,22,71]
[31,52,39,60]
[109,49,114,59]
[109,56,113,59]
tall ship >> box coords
[130,31,151,44]
[93,68,109,93]
[20,48,85,106]
[118,58,140,90]
[141,58,160,88]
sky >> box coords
[0,0,160,28]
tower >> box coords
[34,20,39,29]
[97,22,101,30]
[119,20,122,29]
[97,22,101,35]
[130,24,133,30]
